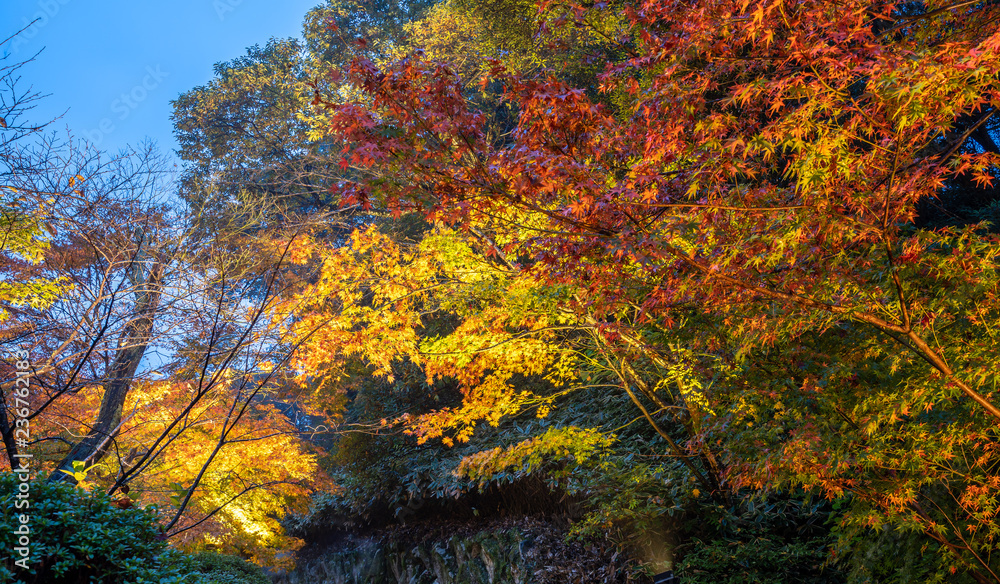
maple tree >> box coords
[298,0,1000,580]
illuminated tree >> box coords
[0,52,328,564]
[309,0,1000,579]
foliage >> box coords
[0,198,66,322]
[303,0,437,72]
[32,378,326,566]
[456,426,614,486]
[41,0,995,580]
[0,51,68,326]
[677,493,844,584]
[830,521,959,584]
[305,0,1000,580]
[277,225,580,445]
[184,552,271,584]
[0,473,198,584]
[2,54,329,569]
[172,38,332,222]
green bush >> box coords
[831,522,977,584]
[0,472,198,584]
[677,493,844,584]
[185,552,271,584]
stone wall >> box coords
[278,517,645,584]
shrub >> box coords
[0,472,198,584]
[677,493,844,584]
[185,552,271,584]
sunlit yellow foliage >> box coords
[35,377,326,567]
[278,225,580,444]
[0,196,69,321]
[456,426,614,486]
[399,0,630,81]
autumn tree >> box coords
[0,47,69,466]
[0,55,331,566]
[0,142,329,561]
[172,39,334,221]
[302,0,1000,580]
[172,0,438,231]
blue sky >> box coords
[2,0,321,162]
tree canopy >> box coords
[5,1,1000,582]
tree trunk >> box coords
[0,388,19,466]
[49,260,164,483]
